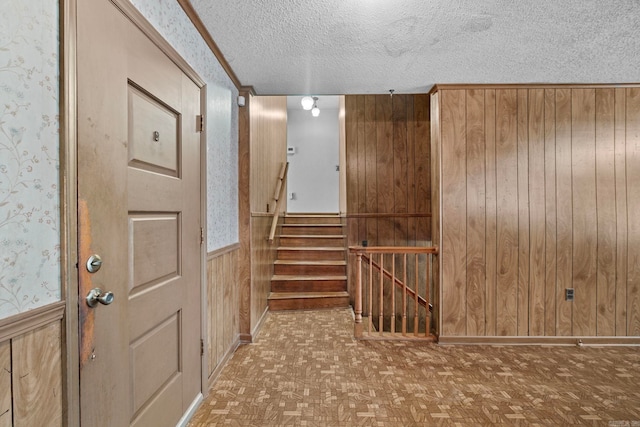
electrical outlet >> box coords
[565,288,574,301]
[362,240,368,247]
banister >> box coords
[268,162,289,243]
[351,245,437,341]
[349,246,438,255]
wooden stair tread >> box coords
[274,260,346,265]
[268,291,349,300]
[272,274,347,281]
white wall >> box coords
[286,106,339,213]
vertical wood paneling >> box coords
[627,88,640,336]
[484,90,497,336]
[465,89,486,336]
[572,89,598,336]
[415,95,431,242]
[12,322,62,427]
[614,89,628,335]
[215,252,224,362]
[517,89,530,336]
[543,89,557,336]
[377,96,394,246]
[364,96,378,242]
[237,90,251,338]
[441,90,467,335]
[345,96,358,214]
[555,88,573,336]
[406,97,417,245]
[356,96,368,242]
[207,259,217,368]
[430,92,441,334]
[345,94,431,249]
[393,95,408,244]
[528,89,546,336]
[436,84,640,339]
[595,88,616,336]
[0,340,10,427]
[495,89,518,336]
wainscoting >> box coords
[206,245,240,385]
[0,302,64,427]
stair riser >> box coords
[280,237,344,247]
[281,226,343,235]
[271,280,347,292]
[274,264,346,276]
[269,296,350,311]
[284,217,342,225]
[277,250,345,261]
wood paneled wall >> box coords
[432,85,640,338]
[344,95,431,301]
[250,215,277,332]
[0,317,63,427]
[345,94,431,246]
[249,96,288,213]
[238,95,287,339]
[206,246,239,383]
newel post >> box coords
[354,252,363,338]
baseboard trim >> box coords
[437,335,640,346]
[176,392,203,427]
[207,335,241,389]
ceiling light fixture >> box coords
[311,97,320,117]
[301,96,314,110]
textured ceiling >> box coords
[189,0,640,95]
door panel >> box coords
[78,0,202,425]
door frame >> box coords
[62,1,208,425]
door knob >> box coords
[86,288,115,307]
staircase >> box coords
[268,214,350,310]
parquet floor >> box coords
[189,308,640,426]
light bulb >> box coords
[301,96,314,110]
[311,107,320,117]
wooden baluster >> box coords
[368,254,373,334]
[379,253,384,336]
[391,254,396,335]
[425,253,430,338]
[414,253,419,336]
[402,253,407,336]
[354,253,363,338]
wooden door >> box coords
[77,0,202,425]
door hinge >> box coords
[200,227,204,245]
[200,339,204,356]
[196,115,204,133]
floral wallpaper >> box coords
[130,0,240,252]
[0,0,60,319]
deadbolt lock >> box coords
[86,254,102,273]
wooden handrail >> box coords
[350,246,438,255]
[268,162,289,243]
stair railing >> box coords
[349,246,438,340]
[268,162,289,243]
